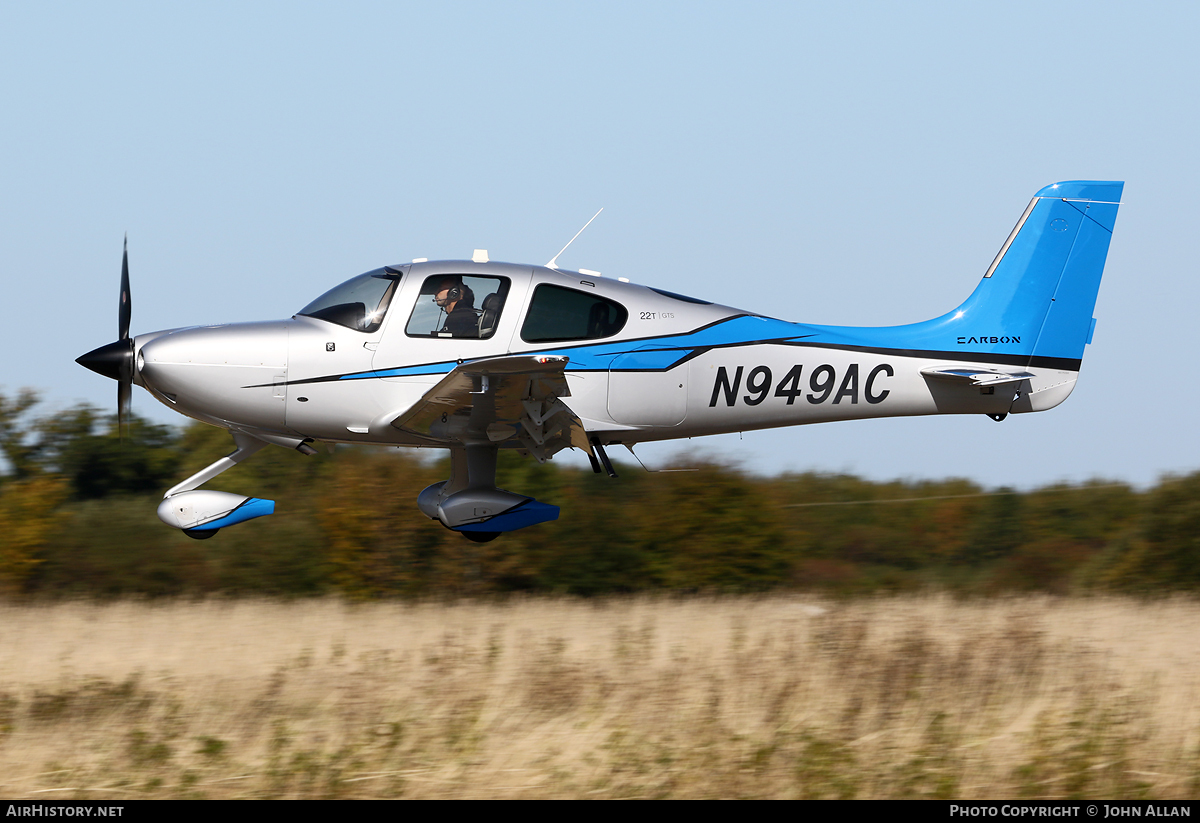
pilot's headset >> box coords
[435,280,465,307]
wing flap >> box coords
[389,355,590,461]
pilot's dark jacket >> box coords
[441,303,478,337]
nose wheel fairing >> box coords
[157,490,276,533]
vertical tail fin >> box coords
[951,180,1123,369]
[808,181,1123,371]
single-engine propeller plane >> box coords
[77,180,1123,542]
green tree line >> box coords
[1,389,1197,598]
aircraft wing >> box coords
[388,355,592,462]
[920,367,1036,387]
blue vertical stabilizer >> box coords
[802,180,1123,369]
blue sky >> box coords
[3,2,1197,488]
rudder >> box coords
[1024,182,1123,365]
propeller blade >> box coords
[117,378,131,441]
[76,236,137,440]
[119,234,131,341]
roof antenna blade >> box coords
[546,207,603,269]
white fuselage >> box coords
[134,260,1077,452]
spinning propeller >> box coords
[76,236,135,438]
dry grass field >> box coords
[0,595,1196,799]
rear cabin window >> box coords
[521,284,628,343]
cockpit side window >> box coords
[297,269,401,333]
[520,284,628,343]
[405,274,511,339]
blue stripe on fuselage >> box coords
[335,315,802,380]
[319,308,1064,386]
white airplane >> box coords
[77,180,1123,542]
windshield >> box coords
[297,268,401,333]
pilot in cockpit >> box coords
[434,277,478,337]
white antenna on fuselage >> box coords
[546,208,603,269]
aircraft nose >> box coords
[76,340,131,381]
[138,324,289,370]
[136,322,290,430]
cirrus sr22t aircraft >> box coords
[77,180,1123,542]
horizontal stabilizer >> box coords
[920,367,1035,387]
